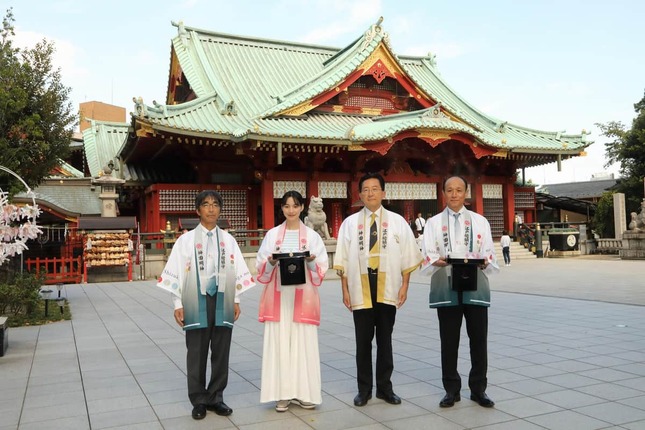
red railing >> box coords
[24,256,83,284]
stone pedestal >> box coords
[619,231,645,260]
[548,250,581,258]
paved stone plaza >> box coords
[1,256,644,429]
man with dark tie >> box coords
[334,173,422,407]
[420,175,499,408]
[157,190,255,419]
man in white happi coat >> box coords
[421,176,499,409]
[157,190,255,420]
[334,173,423,407]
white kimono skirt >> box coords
[260,230,322,404]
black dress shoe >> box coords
[439,392,461,407]
[470,392,495,408]
[192,404,207,420]
[353,392,372,407]
[207,401,233,416]
[376,391,402,405]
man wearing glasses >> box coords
[157,190,255,420]
[334,173,423,407]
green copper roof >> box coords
[133,19,590,155]
[53,160,85,178]
[82,120,130,177]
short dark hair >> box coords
[442,175,468,192]
[281,190,304,207]
[195,190,223,210]
[359,172,385,192]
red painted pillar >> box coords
[349,178,361,214]
[307,179,319,201]
[262,173,275,230]
[504,182,515,233]
[436,181,445,211]
[331,202,343,238]
[147,187,161,233]
[403,200,414,225]
[470,182,484,215]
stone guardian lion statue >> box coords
[628,199,645,232]
[304,196,332,240]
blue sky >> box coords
[5,0,644,185]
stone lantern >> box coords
[92,160,125,217]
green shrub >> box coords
[0,271,45,317]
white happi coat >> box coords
[421,208,499,307]
[156,226,255,329]
[334,207,423,309]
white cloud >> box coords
[13,27,89,80]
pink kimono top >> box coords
[256,221,328,326]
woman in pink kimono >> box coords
[257,191,329,412]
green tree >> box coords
[591,192,615,238]
[596,90,645,227]
[0,8,76,194]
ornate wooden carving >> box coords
[365,61,394,84]
[361,140,396,155]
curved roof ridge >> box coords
[401,59,501,130]
[173,21,340,53]
[371,106,438,122]
[399,57,588,141]
[139,92,219,118]
[258,20,388,118]
[350,117,475,142]
[505,121,585,138]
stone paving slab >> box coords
[0,256,643,429]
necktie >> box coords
[368,213,379,269]
[205,231,217,296]
[453,213,461,246]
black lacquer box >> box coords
[273,251,310,285]
[445,257,485,291]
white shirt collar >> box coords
[198,223,217,235]
[364,206,382,218]
[447,207,465,217]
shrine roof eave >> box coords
[133,116,592,155]
[142,122,239,142]
[506,147,589,155]
[398,58,593,149]
[350,109,476,141]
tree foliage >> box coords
[595,90,645,230]
[0,8,76,194]
[591,192,615,238]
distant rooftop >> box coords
[537,178,617,199]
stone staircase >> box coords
[494,240,537,261]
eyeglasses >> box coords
[200,202,221,209]
[361,187,382,194]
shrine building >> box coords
[108,18,590,238]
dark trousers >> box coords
[502,246,510,264]
[185,293,232,406]
[353,270,397,395]
[437,303,488,395]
